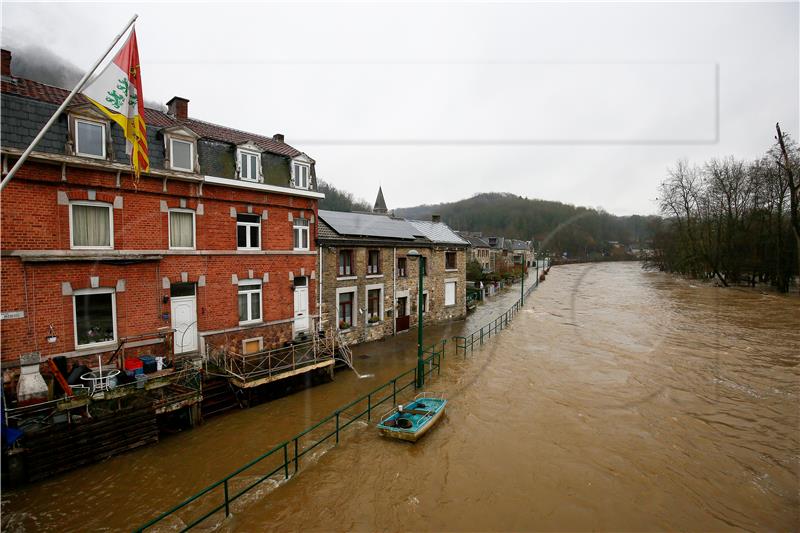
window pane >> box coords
[170,283,195,297]
[250,225,260,248]
[240,153,248,178]
[237,213,260,223]
[170,211,194,248]
[172,140,192,170]
[251,292,261,320]
[237,225,247,247]
[75,293,114,346]
[72,204,110,247]
[76,121,104,157]
[238,293,247,321]
[302,229,308,249]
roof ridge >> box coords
[185,116,289,146]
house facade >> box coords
[0,50,324,387]
[317,201,468,346]
[458,232,495,273]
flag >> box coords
[81,27,149,180]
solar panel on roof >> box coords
[319,210,417,240]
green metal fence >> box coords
[453,275,539,357]
[135,340,446,532]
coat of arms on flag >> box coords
[81,28,149,182]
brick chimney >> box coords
[273,133,284,143]
[166,96,189,120]
[431,214,441,223]
[1,49,12,78]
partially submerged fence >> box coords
[453,277,538,357]
[137,273,543,532]
[135,340,446,532]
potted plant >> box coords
[338,320,351,330]
[368,316,380,325]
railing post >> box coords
[367,393,372,422]
[294,438,299,474]
[283,443,290,479]
[480,326,484,346]
[335,411,340,444]
[392,379,397,404]
[224,479,230,517]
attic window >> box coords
[170,138,193,172]
[292,162,310,189]
[75,119,106,159]
[238,149,261,182]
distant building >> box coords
[457,232,495,273]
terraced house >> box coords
[317,190,468,345]
[0,49,325,390]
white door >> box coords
[293,279,309,336]
[171,294,198,354]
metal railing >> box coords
[135,339,446,532]
[453,274,539,357]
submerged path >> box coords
[1,276,530,532]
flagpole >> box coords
[0,14,138,192]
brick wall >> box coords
[0,161,319,370]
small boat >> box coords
[377,392,447,442]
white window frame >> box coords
[417,289,430,314]
[293,218,310,251]
[292,162,310,189]
[238,148,261,182]
[444,280,457,307]
[74,118,107,159]
[238,280,263,325]
[365,284,384,325]
[236,213,261,250]
[169,137,194,172]
[73,288,117,349]
[69,201,114,250]
[336,286,357,330]
[168,208,196,250]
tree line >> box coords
[396,193,657,258]
[650,124,800,293]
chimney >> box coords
[273,133,284,143]
[431,214,441,223]
[166,96,189,120]
[1,49,11,78]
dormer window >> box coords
[237,146,262,182]
[75,118,106,159]
[170,138,194,172]
[292,162,310,189]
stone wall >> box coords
[319,244,467,346]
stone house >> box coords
[458,232,495,273]
[0,49,325,387]
[317,200,468,346]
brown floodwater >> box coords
[3,263,799,532]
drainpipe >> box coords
[318,246,323,332]
[392,247,397,336]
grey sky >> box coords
[2,1,798,215]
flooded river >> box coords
[3,263,799,531]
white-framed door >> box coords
[293,277,309,336]
[171,283,198,354]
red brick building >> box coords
[0,49,324,386]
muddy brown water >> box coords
[3,263,799,532]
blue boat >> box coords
[377,392,447,442]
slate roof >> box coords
[0,76,302,158]
[457,233,491,248]
[318,210,420,241]
[407,220,468,246]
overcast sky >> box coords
[2,1,798,215]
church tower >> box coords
[373,186,388,214]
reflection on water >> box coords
[3,263,799,532]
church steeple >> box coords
[373,186,388,214]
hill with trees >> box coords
[394,193,657,258]
[317,180,371,212]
